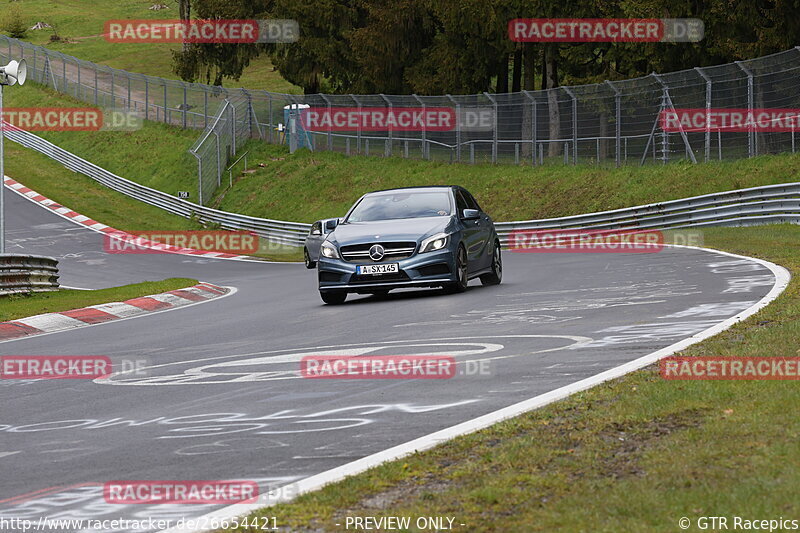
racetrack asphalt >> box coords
[0,187,779,531]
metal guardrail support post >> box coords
[694,67,712,162]
[736,61,756,157]
[484,92,498,163]
[562,86,578,164]
[605,80,621,167]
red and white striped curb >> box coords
[3,175,255,261]
[0,282,230,342]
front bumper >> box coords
[318,248,457,293]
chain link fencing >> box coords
[3,34,800,206]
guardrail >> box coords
[4,125,799,249]
[0,254,59,295]
[494,182,800,246]
[4,125,310,246]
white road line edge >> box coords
[161,245,790,533]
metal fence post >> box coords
[145,77,149,120]
[694,67,712,162]
[127,73,131,109]
[380,94,393,157]
[163,83,168,124]
[522,90,536,165]
[605,80,621,167]
[182,83,188,129]
[736,61,755,157]
[351,94,362,154]
[484,92,498,163]
[264,93,272,143]
[231,103,236,155]
[562,86,578,164]
[110,68,115,108]
[320,94,332,151]
[446,94,459,162]
[215,130,221,187]
[75,58,81,99]
[412,94,427,159]
[94,63,98,106]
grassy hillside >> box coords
[3,0,300,93]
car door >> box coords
[463,190,493,269]
[456,190,484,270]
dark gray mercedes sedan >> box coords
[316,186,501,304]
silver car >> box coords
[304,218,338,268]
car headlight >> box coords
[320,241,339,259]
[420,233,450,253]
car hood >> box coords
[330,217,453,246]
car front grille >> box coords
[349,271,411,284]
[340,241,417,263]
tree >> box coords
[2,5,27,39]
[172,0,271,86]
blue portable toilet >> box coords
[283,103,314,150]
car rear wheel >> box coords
[480,241,502,286]
[444,245,468,293]
[320,291,347,305]
[304,248,316,269]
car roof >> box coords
[365,186,458,196]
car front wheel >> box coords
[480,241,502,286]
[444,245,468,293]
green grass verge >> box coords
[0,277,197,322]
[220,224,800,532]
[3,83,302,261]
[6,0,301,93]
[215,146,800,223]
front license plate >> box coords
[357,263,399,275]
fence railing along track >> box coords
[5,125,799,249]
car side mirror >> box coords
[311,228,321,236]
[325,219,339,231]
[462,209,480,220]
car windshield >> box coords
[346,191,452,222]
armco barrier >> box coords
[4,125,800,248]
[0,254,59,295]
[4,124,310,246]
